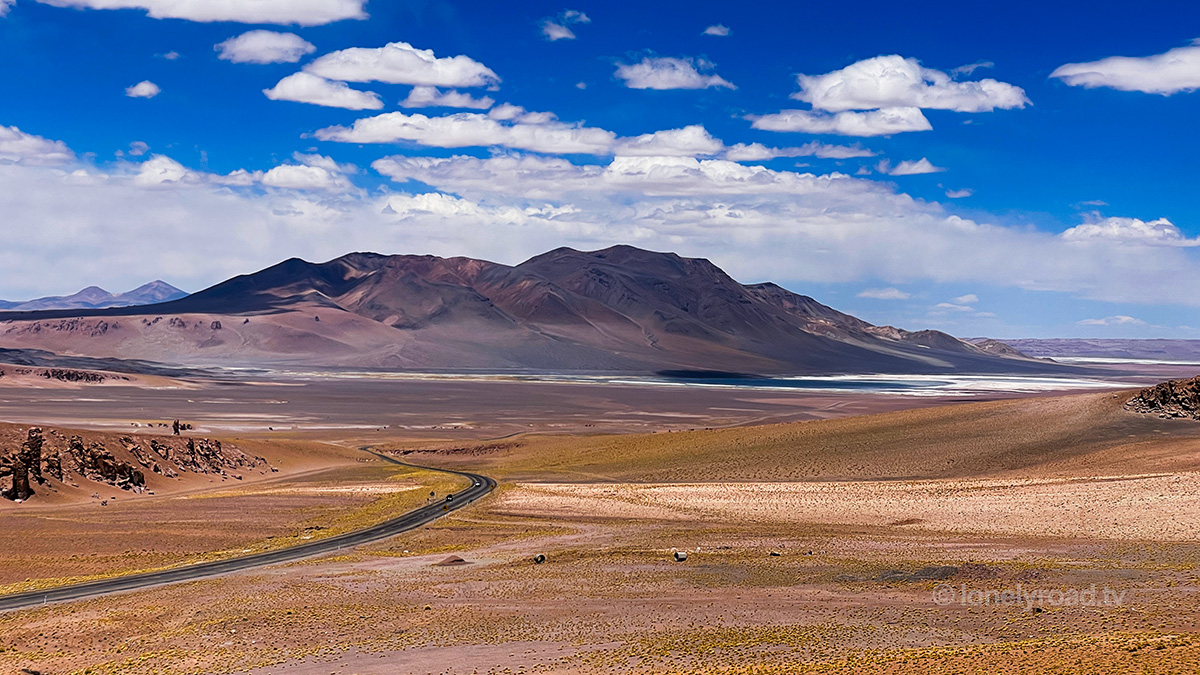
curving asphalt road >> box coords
[0,453,495,612]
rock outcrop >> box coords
[1126,376,1200,419]
[0,425,270,502]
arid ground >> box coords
[2,369,1200,674]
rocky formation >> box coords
[0,425,270,502]
[1126,376,1200,419]
[0,366,128,384]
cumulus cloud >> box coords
[541,9,590,41]
[0,126,75,165]
[1060,216,1200,247]
[1051,41,1200,95]
[951,294,979,304]
[216,30,315,64]
[319,107,736,158]
[615,57,735,90]
[127,141,150,157]
[365,151,1200,308]
[262,163,348,191]
[749,107,931,137]
[945,188,973,198]
[5,125,1200,313]
[32,0,367,25]
[263,72,382,110]
[1078,315,1146,326]
[400,86,494,110]
[857,287,910,300]
[703,24,730,36]
[876,157,945,175]
[0,0,14,16]
[614,125,724,156]
[305,41,499,88]
[125,80,161,98]
[793,55,1029,112]
[723,141,875,161]
[315,110,618,155]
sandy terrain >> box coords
[2,379,1200,673]
[500,472,1200,541]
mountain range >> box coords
[0,246,1058,374]
[0,281,187,312]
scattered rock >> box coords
[1126,376,1200,420]
[434,555,469,567]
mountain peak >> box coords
[0,245,1045,375]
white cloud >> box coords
[950,61,994,77]
[945,188,973,198]
[1051,41,1200,95]
[541,20,576,41]
[951,294,979,304]
[160,50,180,60]
[366,151,1200,309]
[0,126,75,165]
[33,0,367,25]
[723,141,875,161]
[1078,315,1146,326]
[263,72,382,110]
[615,125,724,157]
[6,126,1200,314]
[132,154,191,186]
[0,0,14,16]
[125,80,161,98]
[262,164,345,191]
[877,157,945,175]
[615,57,735,90]
[749,107,931,137]
[127,141,150,156]
[1060,216,1200,247]
[857,287,910,300]
[703,24,730,36]
[400,86,494,110]
[305,41,499,88]
[315,111,618,155]
[541,9,590,41]
[934,302,974,312]
[793,55,1029,112]
[215,30,315,64]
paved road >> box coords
[0,453,495,612]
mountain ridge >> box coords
[0,281,187,312]
[0,246,1057,375]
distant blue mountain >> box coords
[0,281,188,311]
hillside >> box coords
[0,246,1056,375]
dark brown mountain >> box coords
[0,246,1055,374]
[0,281,187,312]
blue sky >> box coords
[0,0,1198,338]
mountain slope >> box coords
[0,281,187,312]
[0,246,1053,374]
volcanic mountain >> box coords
[0,281,187,312]
[0,246,1053,374]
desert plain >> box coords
[2,365,1200,675]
